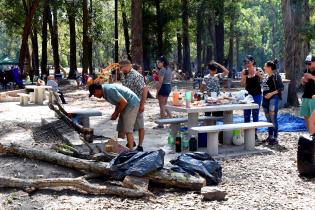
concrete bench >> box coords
[190,122,273,156]
[155,116,223,139]
[17,93,30,106]
[66,109,102,128]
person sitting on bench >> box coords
[47,75,67,104]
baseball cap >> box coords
[304,54,315,64]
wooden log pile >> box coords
[0,143,206,198]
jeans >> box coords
[244,94,262,123]
[262,95,279,139]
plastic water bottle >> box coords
[175,131,182,153]
[182,131,190,151]
[167,133,174,147]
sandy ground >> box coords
[0,82,315,210]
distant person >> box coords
[261,60,284,145]
[240,55,264,141]
[300,54,315,130]
[156,55,172,120]
[75,70,82,87]
[120,60,148,151]
[89,83,140,150]
[47,75,67,104]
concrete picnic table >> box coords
[25,85,52,105]
[64,108,102,128]
[165,103,259,144]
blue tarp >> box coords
[219,113,307,132]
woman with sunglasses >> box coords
[156,56,172,119]
[261,60,284,145]
[240,55,264,141]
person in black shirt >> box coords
[262,60,284,145]
[300,54,315,130]
[240,55,264,141]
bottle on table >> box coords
[182,131,190,151]
[189,136,198,151]
[175,131,182,153]
[172,86,179,106]
[167,133,174,147]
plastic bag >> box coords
[170,152,222,185]
[107,149,165,180]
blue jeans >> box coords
[244,94,262,123]
[262,95,279,138]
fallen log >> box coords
[0,176,150,198]
[0,143,206,191]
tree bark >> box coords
[208,12,216,62]
[215,0,224,63]
[131,0,143,67]
[176,30,182,69]
[66,0,77,79]
[31,26,39,77]
[41,0,49,78]
[0,176,150,198]
[114,0,119,63]
[155,0,163,56]
[18,0,40,75]
[121,0,131,61]
[196,0,205,75]
[82,0,89,74]
[47,3,60,75]
[182,0,191,78]
[0,143,206,191]
[281,0,310,106]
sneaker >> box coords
[262,136,273,143]
[268,139,278,145]
[153,124,164,129]
[136,145,144,152]
[126,141,136,148]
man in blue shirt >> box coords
[89,83,140,149]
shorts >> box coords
[158,84,171,97]
[300,98,315,117]
[134,112,144,130]
[117,105,139,133]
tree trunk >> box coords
[0,143,206,191]
[30,27,39,77]
[215,0,224,63]
[131,0,143,67]
[121,0,131,61]
[48,3,60,75]
[281,0,310,106]
[228,2,236,75]
[41,0,49,78]
[196,0,204,75]
[82,0,89,74]
[155,0,163,55]
[208,13,216,62]
[114,0,119,63]
[236,33,240,71]
[182,0,191,78]
[18,0,40,75]
[88,0,93,75]
[177,30,182,69]
[66,1,77,79]
[0,176,150,198]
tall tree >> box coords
[114,0,118,63]
[131,0,143,67]
[41,0,49,78]
[18,0,40,75]
[65,0,77,79]
[82,0,89,74]
[214,0,224,63]
[88,0,93,74]
[182,0,191,78]
[155,0,163,55]
[176,30,182,69]
[121,0,131,61]
[47,2,60,74]
[196,0,205,75]
[281,0,310,106]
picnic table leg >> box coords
[244,129,255,150]
[223,111,233,145]
[188,113,199,138]
[34,88,39,104]
[80,116,90,128]
[170,124,181,140]
[207,132,219,156]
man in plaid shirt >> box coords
[119,60,148,151]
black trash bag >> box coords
[297,135,315,178]
[107,149,165,180]
[170,152,222,185]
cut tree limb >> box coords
[0,143,206,191]
[0,176,150,198]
